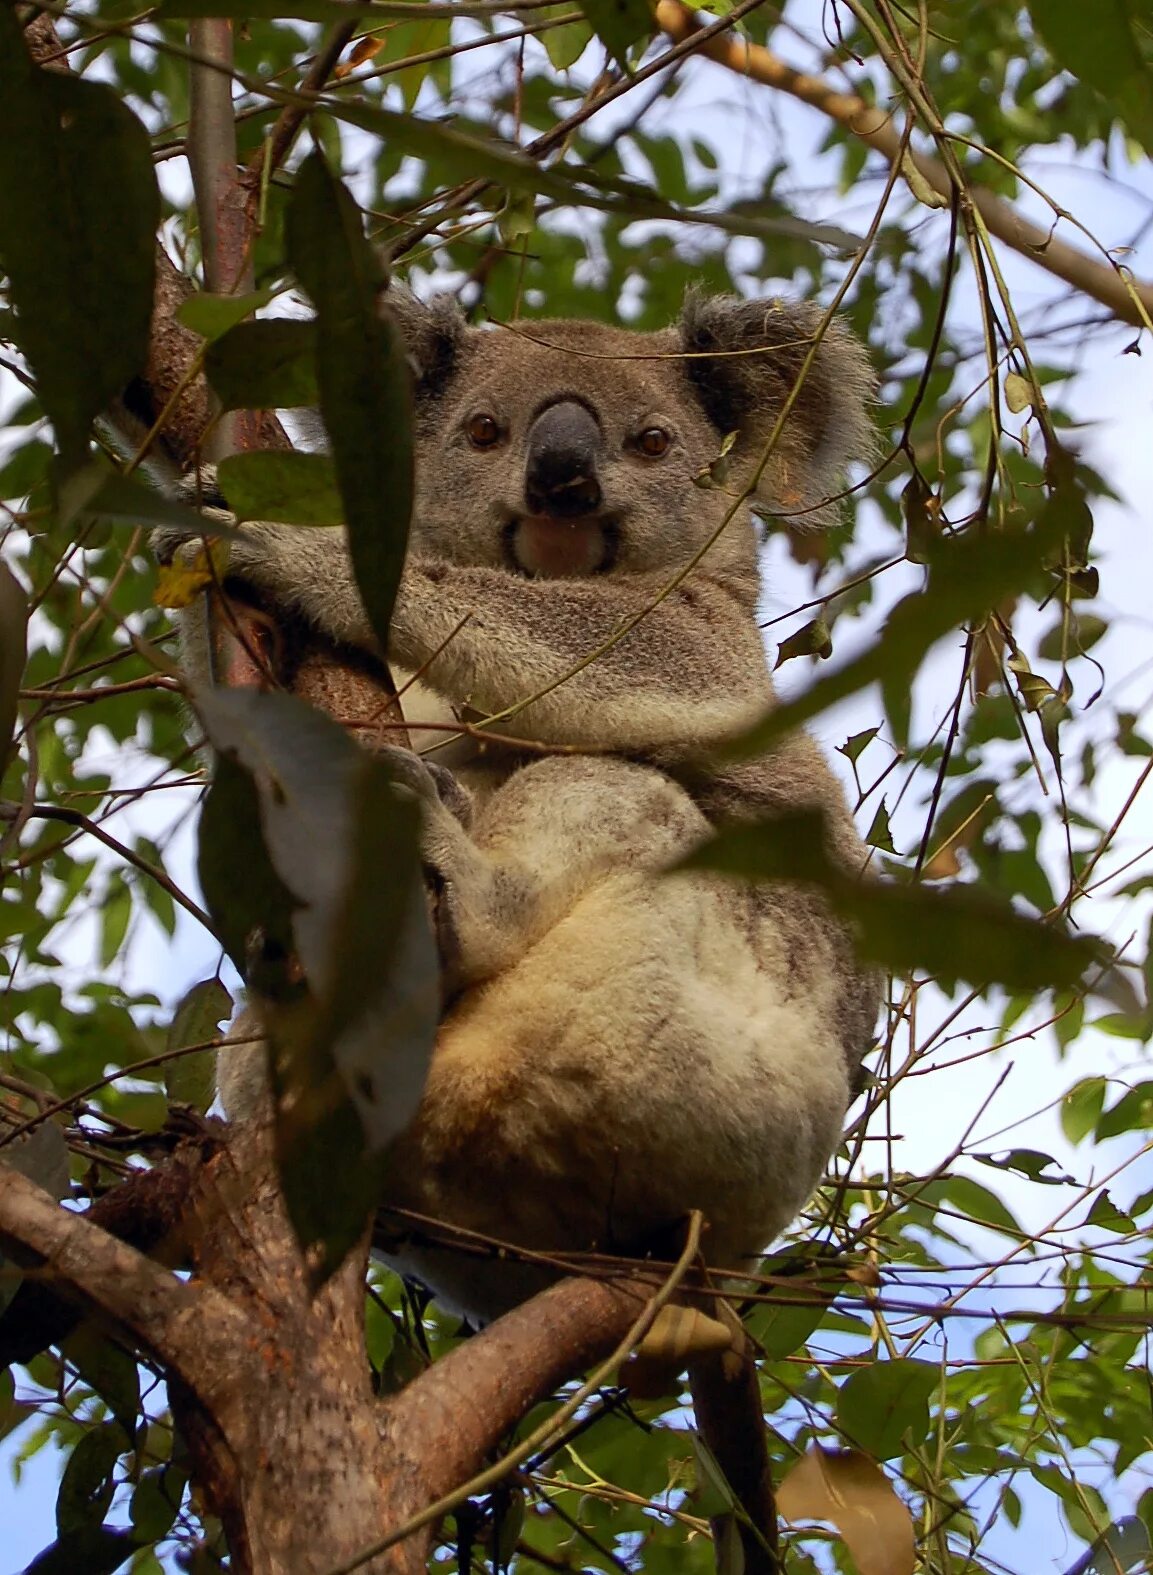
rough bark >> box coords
[0,1129,648,1575]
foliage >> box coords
[1,1,1152,1572]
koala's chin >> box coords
[506,514,617,578]
[181,289,881,1327]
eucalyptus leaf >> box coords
[206,319,319,412]
[682,809,1104,994]
[217,451,345,527]
[286,154,414,651]
[836,1359,937,1460]
[195,687,438,1282]
[0,10,158,466]
[0,559,27,770]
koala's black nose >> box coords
[524,400,603,518]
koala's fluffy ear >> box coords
[383,286,466,401]
[680,289,875,530]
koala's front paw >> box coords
[376,746,472,829]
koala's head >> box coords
[387,289,874,587]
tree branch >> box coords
[0,1134,218,1366]
[0,1159,244,1394]
[655,0,1153,329]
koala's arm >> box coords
[410,752,710,989]
[220,526,772,752]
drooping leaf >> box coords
[777,1447,915,1575]
[216,451,344,527]
[128,1464,185,1544]
[195,687,438,1282]
[285,153,414,651]
[836,1359,937,1460]
[1095,1081,1153,1141]
[543,7,593,69]
[0,11,158,466]
[56,465,239,540]
[197,749,299,979]
[0,559,28,770]
[0,1118,71,1314]
[205,319,319,411]
[682,809,1104,993]
[934,1174,1026,1240]
[164,978,233,1112]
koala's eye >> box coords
[636,426,671,458]
[466,413,502,449]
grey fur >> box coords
[188,292,881,1320]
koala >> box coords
[169,290,881,1321]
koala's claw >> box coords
[375,745,473,826]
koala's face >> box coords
[390,291,875,586]
[409,320,753,583]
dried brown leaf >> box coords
[777,1446,915,1575]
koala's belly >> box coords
[378,872,851,1322]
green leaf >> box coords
[836,1358,937,1460]
[1095,1081,1153,1141]
[56,464,239,540]
[100,885,133,968]
[973,1148,1074,1186]
[746,1288,829,1360]
[0,1120,71,1202]
[56,1421,129,1534]
[579,0,653,65]
[1060,1075,1107,1144]
[774,616,833,668]
[197,752,299,980]
[1062,1515,1151,1575]
[129,1465,185,1543]
[0,559,27,771]
[60,1328,141,1434]
[205,319,319,411]
[836,726,880,765]
[1085,1188,1136,1235]
[1029,1,1153,152]
[177,288,278,341]
[0,10,158,465]
[543,8,593,69]
[682,810,1104,993]
[939,1174,1025,1239]
[726,483,1087,757]
[25,1524,139,1575]
[864,796,899,856]
[1038,612,1106,660]
[164,978,232,1112]
[285,153,414,653]
[217,451,344,527]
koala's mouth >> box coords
[503,515,619,579]
[209,583,406,751]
